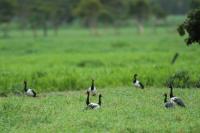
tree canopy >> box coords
[178,9,200,45]
[0,0,14,23]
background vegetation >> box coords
[0,24,200,95]
[0,0,200,132]
[0,0,199,37]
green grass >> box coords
[0,88,200,132]
[0,27,200,93]
[0,24,200,132]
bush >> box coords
[195,77,200,88]
[166,71,191,88]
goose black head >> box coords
[169,84,174,98]
[23,80,27,92]
[91,79,95,90]
[98,94,102,106]
[169,84,173,89]
[99,94,102,98]
[134,74,138,78]
[163,93,167,97]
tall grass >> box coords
[0,27,199,93]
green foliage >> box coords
[178,9,200,45]
[98,9,114,24]
[155,0,190,15]
[28,0,54,26]
[100,0,129,20]
[129,0,151,22]
[152,3,167,20]
[0,0,14,23]
[191,0,200,9]
[166,71,191,88]
[74,0,103,25]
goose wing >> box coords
[26,89,36,97]
[139,82,144,89]
[134,80,140,87]
[31,90,37,97]
[165,101,175,108]
[171,97,185,107]
[134,80,144,89]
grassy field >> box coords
[0,87,200,132]
[0,26,200,94]
[0,25,200,132]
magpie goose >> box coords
[169,85,185,107]
[24,81,37,97]
[133,74,144,89]
[86,91,102,110]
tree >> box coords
[100,0,128,34]
[152,3,167,21]
[0,0,14,37]
[26,0,55,37]
[151,3,167,33]
[98,9,113,26]
[156,0,190,15]
[15,0,29,36]
[129,0,151,34]
[178,9,200,45]
[50,0,76,36]
[74,0,103,35]
[191,0,200,9]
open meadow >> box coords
[0,25,200,132]
[0,26,200,93]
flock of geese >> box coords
[22,73,186,110]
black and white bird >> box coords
[86,91,102,110]
[87,79,97,96]
[24,81,37,97]
[133,74,144,89]
[169,85,186,107]
[163,93,175,108]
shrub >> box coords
[195,77,200,88]
[166,71,191,88]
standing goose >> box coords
[87,79,97,96]
[86,91,102,109]
[133,74,144,89]
[163,93,175,108]
[169,85,185,107]
[24,81,37,97]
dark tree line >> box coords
[0,0,197,37]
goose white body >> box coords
[134,80,141,88]
[87,103,100,109]
[25,88,36,97]
[165,101,175,108]
[87,86,97,95]
[170,97,185,107]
